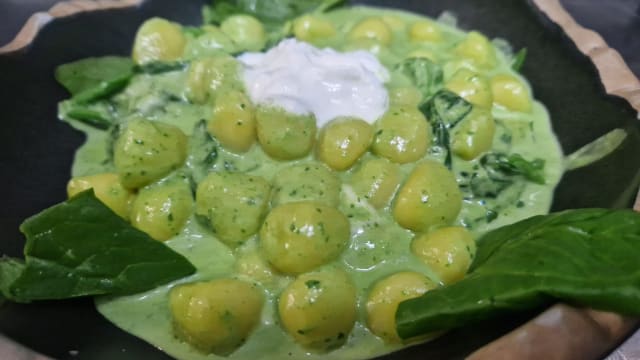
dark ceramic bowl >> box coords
[0,0,639,359]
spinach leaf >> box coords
[0,191,196,303]
[482,152,545,185]
[187,120,220,184]
[133,61,188,75]
[465,152,545,199]
[396,57,443,101]
[419,90,473,168]
[0,258,25,302]
[72,75,131,104]
[55,56,134,96]
[203,0,346,31]
[469,174,514,199]
[59,99,116,130]
[396,208,640,339]
[511,48,527,71]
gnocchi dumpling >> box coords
[293,15,337,44]
[130,179,193,241]
[221,15,267,52]
[132,18,186,65]
[380,15,406,32]
[260,201,350,274]
[453,31,497,69]
[411,226,476,285]
[316,117,374,171]
[186,55,240,104]
[349,17,393,46]
[209,90,257,153]
[271,163,341,207]
[408,20,442,43]
[170,279,264,355]
[278,267,357,350]
[67,173,132,218]
[445,68,493,108]
[196,172,271,247]
[350,158,402,209]
[366,272,436,343]
[256,106,317,160]
[490,73,533,112]
[393,160,463,232]
[372,106,431,164]
[235,248,278,286]
[113,119,188,189]
[388,86,423,107]
[184,25,236,59]
[451,107,496,160]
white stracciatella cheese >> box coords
[237,39,390,127]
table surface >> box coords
[0,0,638,359]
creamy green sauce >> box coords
[60,5,564,360]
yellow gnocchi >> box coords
[130,179,193,241]
[350,158,402,209]
[393,160,463,232]
[372,106,431,164]
[491,73,533,112]
[366,272,437,343]
[453,31,497,68]
[349,17,393,46]
[408,20,442,43]
[132,18,186,65]
[316,117,374,171]
[260,201,350,274]
[412,226,477,284]
[113,119,188,190]
[278,268,357,350]
[67,173,132,218]
[209,90,257,153]
[170,279,264,355]
[293,15,337,43]
[196,172,271,247]
[445,68,493,108]
[256,106,317,160]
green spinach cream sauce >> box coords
[60,5,564,360]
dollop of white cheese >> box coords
[237,39,390,127]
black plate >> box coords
[1,0,639,359]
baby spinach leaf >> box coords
[55,56,134,96]
[133,60,188,75]
[187,120,220,184]
[55,57,145,129]
[466,152,545,199]
[511,48,528,72]
[469,174,514,199]
[0,191,196,303]
[0,258,25,303]
[419,90,473,168]
[396,57,443,101]
[59,100,115,130]
[481,152,546,185]
[396,208,640,339]
[72,75,131,104]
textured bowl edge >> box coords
[0,0,143,54]
[532,0,640,114]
